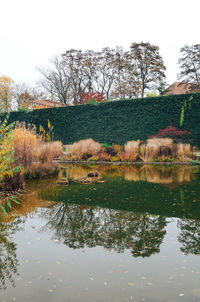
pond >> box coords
[1,164,200,302]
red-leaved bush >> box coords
[149,126,192,143]
[79,92,105,104]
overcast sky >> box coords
[0,0,199,87]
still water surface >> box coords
[1,164,200,302]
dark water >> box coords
[1,164,200,302]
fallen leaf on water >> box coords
[128,282,135,286]
[56,261,61,265]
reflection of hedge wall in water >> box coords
[2,93,200,145]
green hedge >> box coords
[2,93,200,145]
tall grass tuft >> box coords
[124,140,141,154]
[140,138,174,161]
[177,143,192,160]
[34,141,63,163]
[13,127,37,168]
[70,139,102,155]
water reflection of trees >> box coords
[178,218,200,255]
[0,217,23,290]
[40,203,166,258]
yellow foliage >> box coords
[0,76,13,112]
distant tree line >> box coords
[0,43,200,111]
[38,42,167,104]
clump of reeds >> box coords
[70,139,102,157]
[13,126,37,168]
[176,143,192,160]
[34,141,63,163]
[124,140,141,154]
[140,138,174,161]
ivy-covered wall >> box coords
[2,93,200,145]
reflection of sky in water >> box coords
[1,164,200,301]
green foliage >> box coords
[180,96,193,127]
[39,119,54,141]
[101,143,111,148]
[87,99,99,105]
[146,91,158,98]
[0,119,15,182]
[0,195,20,214]
[2,93,200,146]
[18,107,31,112]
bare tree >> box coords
[37,43,166,104]
[38,56,72,104]
[128,42,166,98]
[178,44,200,91]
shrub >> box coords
[118,152,140,162]
[71,139,102,155]
[149,126,193,144]
[81,151,93,160]
[88,155,99,162]
[111,156,120,162]
[1,172,24,191]
[98,152,111,161]
[0,120,22,191]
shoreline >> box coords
[54,160,200,166]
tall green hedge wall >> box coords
[2,93,200,145]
